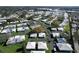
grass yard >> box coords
[0,34,29,53]
[46,42,52,53]
[0,43,23,53]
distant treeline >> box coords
[0,6,79,17]
[0,6,79,11]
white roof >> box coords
[0,27,3,30]
[51,28,57,31]
[17,26,29,31]
[8,25,16,28]
[58,27,64,31]
[24,27,29,30]
[0,23,2,25]
[64,13,68,18]
[30,33,37,38]
[11,28,16,32]
[57,38,67,43]
[42,19,47,22]
[15,35,25,42]
[17,24,23,27]
[33,18,40,21]
[72,24,77,28]
[20,20,28,23]
[6,35,25,45]
[1,28,11,33]
[56,43,73,51]
[4,27,16,32]
[38,32,46,37]
[26,42,36,49]
[4,25,9,28]
[10,21,18,24]
[31,25,41,29]
[17,27,25,31]
[38,42,48,50]
[0,20,6,23]
[22,23,27,26]
[31,51,45,53]
[52,32,60,37]
[17,23,27,27]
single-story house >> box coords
[17,27,25,32]
[26,42,36,49]
[24,26,30,30]
[11,28,16,32]
[20,20,28,23]
[56,38,67,43]
[1,28,11,33]
[6,35,25,45]
[17,23,27,27]
[38,32,46,38]
[51,28,57,31]
[0,20,6,23]
[41,19,48,22]
[57,27,64,31]
[10,21,18,24]
[72,24,77,28]
[51,32,60,38]
[26,41,48,50]
[29,33,37,38]
[4,25,16,28]
[38,42,48,50]
[56,43,73,52]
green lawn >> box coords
[0,34,29,53]
[46,42,52,53]
[0,43,22,53]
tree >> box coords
[33,26,45,33]
[64,23,70,33]
[7,17,20,32]
[51,20,60,28]
[27,16,33,20]
[0,22,7,30]
[18,11,27,18]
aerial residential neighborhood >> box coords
[0,6,79,53]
